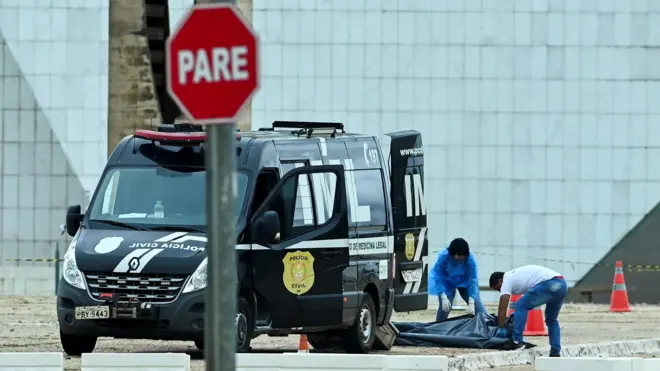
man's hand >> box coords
[440,293,452,313]
[495,328,508,339]
[467,298,475,316]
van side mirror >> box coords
[66,205,83,237]
[251,210,281,246]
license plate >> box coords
[75,306,110,320]
[401,268,422,283]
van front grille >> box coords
[84,272,188,303]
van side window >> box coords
[256,168,339,242]
[281,162,316,227]
[350,169,387,230]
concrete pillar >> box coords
[107,0,253,157]
[107,0,161,156]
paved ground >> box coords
[1,296,658,370]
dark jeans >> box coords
[513,277,568,356]
[435,287,487,322]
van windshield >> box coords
[87,167,248,229]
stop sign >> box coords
[166,4,259,124]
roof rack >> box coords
[157,123,204,133]
[260,121,345,138]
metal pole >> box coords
[205,123,237,371]
[55,242,60,294]
[192,2,238,371]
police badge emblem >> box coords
[405,233,415,260]
[282,250,315,295]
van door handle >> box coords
[320,250,341,257]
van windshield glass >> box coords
[87,167,248,228]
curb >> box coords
[449,338,660,371]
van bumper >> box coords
[57,281,205,340]
[394,292,428,312]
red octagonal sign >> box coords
[166,4,259,124]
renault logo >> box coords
[112,248,165,274]
[129,257,140,271]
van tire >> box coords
[236,296,253,353]
[195,296,252,353]
[60,330,97,356]
[194,339,204,350]
[341,294,376,353]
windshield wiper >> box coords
[89,219,150,231]
[148,225,205,233]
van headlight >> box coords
[183,257,207,293]
[62,239,86,290]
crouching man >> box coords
[489,265,568,356]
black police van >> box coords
[57,121,428,355]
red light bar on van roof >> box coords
[134,129,206,143]
[134,129,242,144]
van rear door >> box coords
[386,130,428,312]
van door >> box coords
[249,165,350,329]
[386,130,428,312]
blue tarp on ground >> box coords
[393,312,537,350]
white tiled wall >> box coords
[3,0,659,295]
[0,0,109,194]
[170,0,195,25]
[214,0,657,287]
[0,1,107,294]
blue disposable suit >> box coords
[429,248,486,321]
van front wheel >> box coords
[60,330,97,356]
[194,339,204,350]
[194,296,253,353]
[341,295,376,353]
[236,296,253,353]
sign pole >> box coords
[205,123,236,371]
[197,2,237,371]
[168,1,258,369]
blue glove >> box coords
[495,328,509,338]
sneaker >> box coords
[549,354,560,357]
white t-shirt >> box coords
[500,265,562,296]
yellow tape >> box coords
[628,264,660,269]
[471,252,660,272]
[3,258,62,262]
[626,264,660,272]
[5,256,660,271]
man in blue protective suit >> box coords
[429,238,487,322]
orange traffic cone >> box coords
[610,261,631,312]
[298,334,310,353]
[524,306,548,336]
